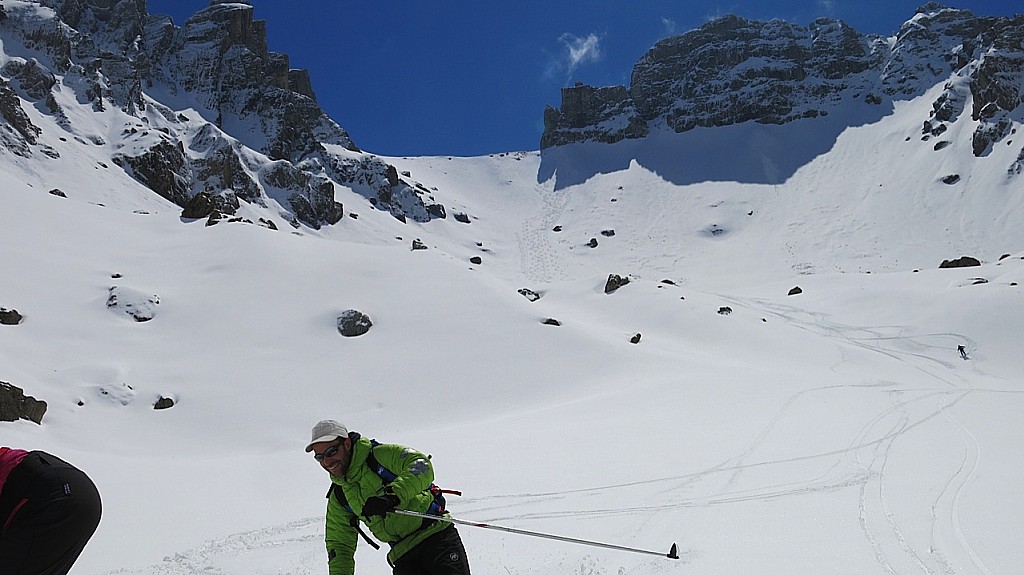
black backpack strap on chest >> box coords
[365,440,396,483]
[327,484,381,550]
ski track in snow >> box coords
[100,517,324,575]
[928,398,993,575]
[516,182,574,284]
[95,512,692,575]
[727,295,1002,574]
[447,291,1009,574]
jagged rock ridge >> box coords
[0,0,449,227]
[542,3,1024,174]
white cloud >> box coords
[662,17,677,35]
[558,32,602,76]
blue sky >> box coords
[147,1,1020,157]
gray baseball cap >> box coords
[305,419,348,452]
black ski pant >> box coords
[392,524,472,575]
[0,451,102,575]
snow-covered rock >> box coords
[0,0,448,227]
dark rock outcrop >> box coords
[604,274,630,294]
[319,155,445,223]
[966,15,1024,156]
[2,58,58,109]
[543,15,886,147]
[288,69,316,101]
[0,381,47,424]
[188,125,260,205]
[542,84,648,148]
[181,191,216,219]
[939,256,982,268]
[262,161,343,228]
[0,78,41,155]
[541,5,1024,167]
[180,190,240,219]
[0,308,24,325]
[292,176,344,228]
[113,139,192,205]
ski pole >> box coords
[391,508,679,560]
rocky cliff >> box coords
[0,0,448,227]
[542,3,1024,170]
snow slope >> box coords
[2,84,1024,575]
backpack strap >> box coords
[366,439,456,516]
[327,484,381,550]
[365,440,398,483]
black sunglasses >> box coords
[313,439,343,462]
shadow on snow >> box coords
[537,102,894,189]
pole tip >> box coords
[668,543,680,560]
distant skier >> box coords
[306,419,472,575]
[0,447,102,575]
[958,344,969,360]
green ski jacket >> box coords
[325,434,451,575]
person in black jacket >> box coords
[0,447,102,575]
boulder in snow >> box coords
[0,308,23,325]
[518,288,541,302]
[604,274,630,294]
[0,381,47,424]
[939,256,981,269]
[154,396,175,410]
[337,310,373,337]
[106,286,160,322]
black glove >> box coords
[361,494,399,518]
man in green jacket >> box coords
[306,420,472,575]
